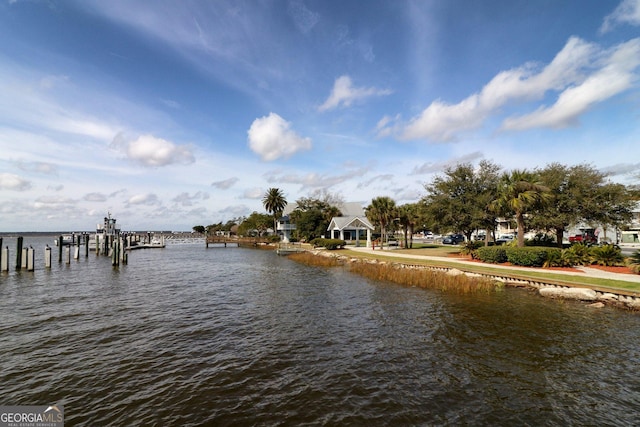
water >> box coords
[1,236,640,426]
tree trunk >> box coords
[555,229,564,249]
[516,211,525,247]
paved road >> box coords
[346,246,640,284]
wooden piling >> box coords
[27,247,34,271]
[95,235,100,255]
[65,246,70,264]
[45,245,51,268]
[74,245,80,260]
[15,236,23,270]
[58,236,63,262]
[85,233,89,257]
[21,247,27,269]
[1,246,8,272]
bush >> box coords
[590,244,624,266]
[628,250,640,274]
[459,241,483,258]
[505,247,561,267]
[310,238,346,250]
[476,246,508,264]
[525,233,557,247]
[562,244,592,266]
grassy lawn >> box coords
[343,248,640,293]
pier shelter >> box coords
[327,215,374,247]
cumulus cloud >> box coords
[243,187,264,199]
[502,38,640,130]
[211,177,239,189]
[0,173,32,191]
[126,193,161,207]
[247,113,311,161]
[318,75,392,112]
[111,133,195,167]
[172,191,209,206]
[398,37,596,142]
[601,0,640,33]
[411,151,484,175]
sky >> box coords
[1,0,639,232]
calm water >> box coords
[1,236,640,426]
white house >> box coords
[277,201,374,246]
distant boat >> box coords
[54,234,75,246]
[88,212,121,250]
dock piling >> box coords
[45,245,51,268]
[27,247,34,271]
[1,246,8,272]
[15,236,23,270]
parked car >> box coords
[496,234,515,245]
[568,233,598,245]
[442,234,465,244]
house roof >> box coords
[327,215,374,231]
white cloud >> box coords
[411,151,484,175]
[264,165,370,190]
[318,75,392,112]
[243,187,264,199]
[288,1,320,34]
[247,113,311,161]
[502,38,640,130]
[601,0,640,33]
[172,191,209,206]
[211,177,239,189]
[83,192,107,202]
[126,193,160,206]
[111,133,195,167]
[399,37,595,141]
[17,161,58,175]
[0,173,32,191]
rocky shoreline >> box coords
[296,249,640,311]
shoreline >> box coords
[290,247,640,311]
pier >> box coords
[205,235,275,248]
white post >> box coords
[366,229,372,248]
[65,246,71,264]
[1,247,8,271]
[74,245,80,259]
[21,247,27,269]
[27,247,34,271]
[45,245,51,268]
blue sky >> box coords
[1,0,639,232]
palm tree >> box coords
[366,196,396,248]
[262,188,287,238]
[397,203,421,248]
[493,170,550,247]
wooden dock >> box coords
[205,236,274,248]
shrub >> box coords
[310,238,346,250]
[476,246,508,264]
[562,244,592,266]
[459,241,483,258]
[590,244,624,266]
[525,233,557,247]
[505,247,561,267]
[627,250,640,274]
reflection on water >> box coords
[1,237,639,425]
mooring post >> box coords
[15,236,23,270]
[27,246,34,271]
[85,233,89,257]
[58,236,63,262]
[65,246,71,264]
[45,245,51,268]
[95,235,100,255]
[74,244,80,260]
[1,246,8,272]
[21,247,27,269]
